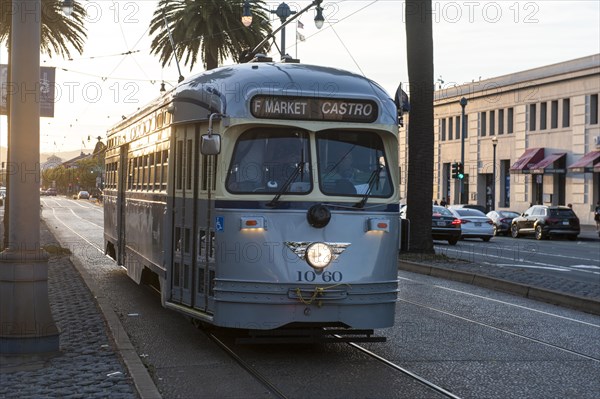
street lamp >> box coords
[459,97,467,204]
[492,136,498,211]
[243,0,324,60]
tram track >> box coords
[399,297,600,363]
[343,339,463,399]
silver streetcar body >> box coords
[104,62,400,331]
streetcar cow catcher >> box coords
[104,60,403,342]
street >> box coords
[32,196,600,398]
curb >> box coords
[399,260,600,316]
[69,255,163,399]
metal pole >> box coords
[459,97,467,204]
[0,0,59,354]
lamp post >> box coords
[492,136,498,211]
[459,97,467,204]
[243,0,324,60]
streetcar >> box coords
[104,59,402,341]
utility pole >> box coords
[459,97,467,204]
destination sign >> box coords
[250,96,378,123]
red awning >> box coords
[510,148,544,174]
[568,150,600,173]
[529,153,566,174]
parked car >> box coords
[401,205,462,245]
[77,190,90,200]
[431,205,462,245]
[510,205,580,240]
[486,210,521,236]
[448,207,494,241]
[45,188,57,196]
[448,203,487,214]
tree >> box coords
[405,1,434,253]
[0,0,87,57]
[149,0,272,71]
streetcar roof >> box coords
[109,62,398,133]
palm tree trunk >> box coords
[405,0,434,253]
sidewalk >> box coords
[0,221,155,399]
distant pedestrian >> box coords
[594,201,600,231]
[440,198,447,207]
[433,200,438,205]
[567,203,572,209]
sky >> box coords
[0,0,599,154]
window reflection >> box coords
[317,130,392,197]
[226,128,311,194]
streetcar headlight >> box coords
[305,242,333,269]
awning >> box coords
[510,148,544,174]
[529,152,566,174]
[568,150,600,173]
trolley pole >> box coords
[0,0,59,354]
[459,97,467,204]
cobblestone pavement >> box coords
[0,224,137,399]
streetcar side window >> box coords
[226,128,311,194]
[316,130,393,198]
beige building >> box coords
[399,54,600,225]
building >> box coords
[399,54,600,225]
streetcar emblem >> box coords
[285,241,350,261]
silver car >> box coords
[448,207,494,242]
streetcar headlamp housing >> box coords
[305,242,333,269]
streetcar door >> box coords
[170,127,197,306]
[116,144,128,265]
[194,147,217,313]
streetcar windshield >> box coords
[226,128,312,194]
[317,130,393,198]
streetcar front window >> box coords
[316,130,393,197]
[226,128,312,194]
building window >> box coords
[440,118,446,141]
[562,99,570,127]
[501,160,510,207]
[448,117,453,140]
[529,104,537,131]
[498,109,504,135]
[455,117,460,139]
[507,108,514,134]
[480,111,487,137]
[540,102,547,130]
[591,94,599,125]
[551,100,558,129]
[489,110,495,136]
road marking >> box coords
[398,275,600,328]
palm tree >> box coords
[0,0,87,57]
[405,0,434,253]
[149,0,272,71]
[0,0,87,248]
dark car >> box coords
[431,205,462,245]
[510,205,580,240]
[400,205,462,245]
[45,188,57,196]
[486,210,521,236]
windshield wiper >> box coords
[354,165,382,209]
[266,162,305,208]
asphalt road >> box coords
[433,233,600,285]
[36,196,600,399]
